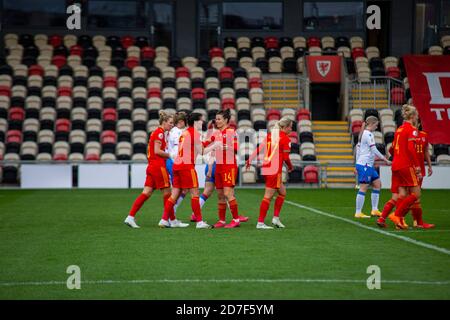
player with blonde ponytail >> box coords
[246,116,294,229]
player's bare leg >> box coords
[124,186,154,228]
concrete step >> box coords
[315,143,353,148]
[327,166,355,172]
[325,177,357,183]
[316,148,353,154]
[313,121,348,125]
[315,137,350,143]
[314,132,349,137]
[324,182,356,188]
[318,155,354,160]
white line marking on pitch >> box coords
[286,200,450,256]
[0,279,449,287]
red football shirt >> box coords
[262,131,292,174]
[173,126,201,171]
[147,127,167,167]
[214,127,238,172]
[415,130,429,176]
[392,121,420,171]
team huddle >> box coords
[354,104,434,230]
[124,109,293,229]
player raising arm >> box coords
[124,111,174,228]
[246,117,294,229]
[354,116,391,219]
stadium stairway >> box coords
[349,84,389,110]
[313,120,355,188]
[263,75,303,109]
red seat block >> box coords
[49,35,62,48]
[55,119,71,132]
[352,47,365,60]
[289,131,299,144]
[264,37,279,49]
[121,36,135,49]
[219,67,233,80]
[0,86,11,97]
[391,87,405,105]
[209,47,223,59]
[101,130,117,144]
[176,67,190,78]
[6,130,22,144]
[147,88,161,98]
[303,165,319,183]
[307,37,321,48]
[85,153,100,161]
[221,98,235,110]
[8,107,25,121]
[70,45,83,57]
[53,153,68,161]
[296,108,311,121]
[266,109,281,121]
[102,108,117,122]
[351,120,363,134]
[192,88,206,100]
[386,66,401,79]
[103,77,117,88]
[249,77,262,89]
[29,65,44,77]
[52,55,67,68]
[141,46,156,59]
[57,87,72,97]
[125,57,139,69]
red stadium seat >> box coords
[296,108,311,121]
[103,108,117,122]
[228,121,237,130]
[49,35,62,48]
[289,131,299,144]
[55,119,71,133]
[141,46,155,59]
[209,47,223,58]
[57,87,72,97]
[266,109,281,121]
[352,47,365,59]
[70,45,83,57]
[86,154,100,161]
[386,66,401,79]
[103,77,117,88]
[176,67,190,78]
[6,130,22,144]
[391,87,405,105]
[249,77,262,89]
[121,36,135,49]
[264,37,279,49]
[307,37,321,48]
[101,130,117,145]
[0,86,11,97]
[219,67,234,80]
[192,88,206,100]
[221,98,235,110]
[147,88,161,98]
[29,65,44,77]
[53,153,68,161]
[303,165,319,183]
[125,56,139,69]
[8,107,25,122]
[52,55,67,68]
[351,120,363,134]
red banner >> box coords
[404,55,450,144]
[306,56,341,83]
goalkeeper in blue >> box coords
[354,116,391,218]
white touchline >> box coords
[0,279,449,287]
[286,200,450,256]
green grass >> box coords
[0,188,449,299]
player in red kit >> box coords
[159,112,213,229]
[388,105,423,230]
[212,109,249,228]
[124,111,174,228]
[410,119,434,228]
[246,117,294,229]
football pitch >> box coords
[0,188,449,300]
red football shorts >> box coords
[264,172,282,189]
[172,168,199,189]
[215,166,237,189]
[392,167,419,190]
[145,165,170,190]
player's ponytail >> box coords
[158,110,173,125]
[401,104,417,121]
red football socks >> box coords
[381,199,396,220]
[394,193,418,218]
[162,196,176,221]
[258,197,271,223]
[218,202,227,221]
[274,195,285,217]
[129,193,149,217]
[229,199,239,220]
[411,201,423,225]
[191,196,202,222]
